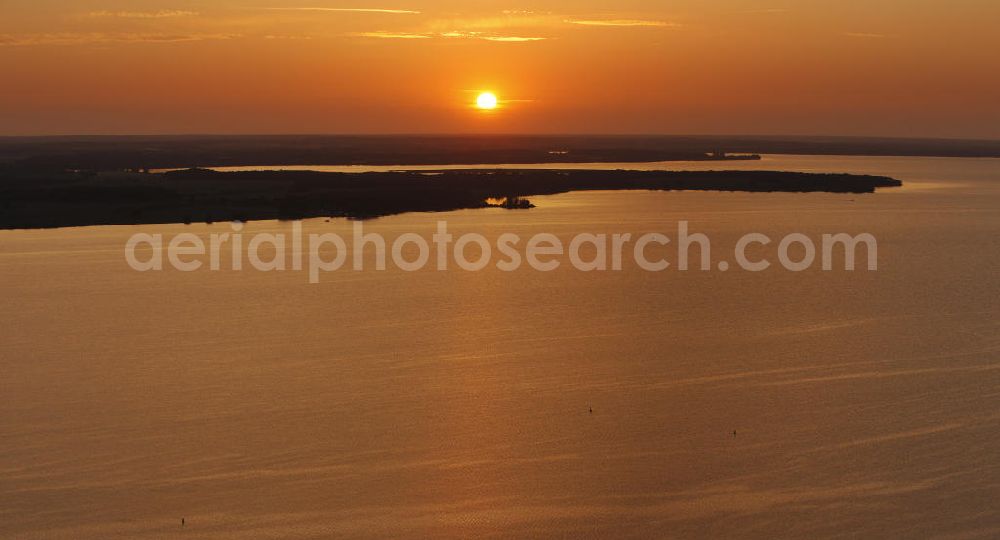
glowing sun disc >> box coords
[476,92,498,110]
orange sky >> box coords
[1,0,998,137]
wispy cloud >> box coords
[425,13,557,32]
[87,10,199,18]
[501,10,550,15]
[565,19,678,27]
[348,30,546,42]
[0,33,239,46]
[347,31,429,39]
[482,36,545,42]
[439,30,546,41]
[259,7,420,14]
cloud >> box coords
[481,36,546,42]
[425,13,557,32]
[501,10,550,15]
[565,19,678,27]
[348,30,546,42]
[347,31,430,39]
[0,33,240,46]
[87,10,199,18]
[259,7,420,14]
[438,30,546,41]
[438,31,482,38]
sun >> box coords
[475,92,498,110]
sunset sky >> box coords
[2,0,998,137]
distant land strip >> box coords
[0,168,901,229]
[1,135,998,171]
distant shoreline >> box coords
[2,135,999,172]
[149,156,763,175]
[0,168,902,230]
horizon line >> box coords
[1,133,999,143]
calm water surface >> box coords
[1,156,999,538]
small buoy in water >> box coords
[182,518,185,526]
[732,430,737,437]
[589,406,593,414]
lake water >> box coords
[168,153,1000,179]
[2,155,999,538]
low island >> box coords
[0,167,901,230]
